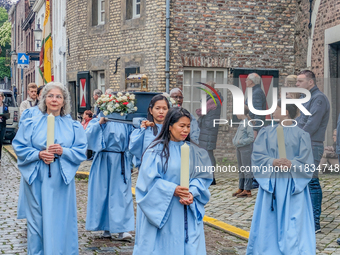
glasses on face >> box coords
[171,96,184,100]
[47,94,63,100]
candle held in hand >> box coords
[180,142,190,189]
[276,125,286,158]
[47,113,55,162]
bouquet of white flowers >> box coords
[96,92,138,116]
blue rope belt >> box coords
[184,205,189,243]
[120,152,126,184]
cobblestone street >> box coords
[3,148,340,254]
[0,151,247,255]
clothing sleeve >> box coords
[251,128,275,193]
[85,118,106,152]
[190,114,200,144]
[189,145,213,223]
[19,108,32,126]
[59,121,87,185]
[129,127,147,167]
[244,125,255,145]
[301,95,328,137]
[136,149,178,229]
[12,118,41,184]
[19,101,28,116]
[206,98,217,113]
[289,131,314,195]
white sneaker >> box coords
[102,230,111,238]
[117,232,132,240]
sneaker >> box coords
[337,238,340,245]
[117,232,132,240]
[315,228,321,234]
[102,230,111,238]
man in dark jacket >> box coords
[196,81,223,185]
[245,73,266,189]
[296,70,330,234]
[245,73,267,139]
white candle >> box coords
[277,125,286,158]
[47,113,55,150]
[180,142,190,188]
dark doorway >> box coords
[329,42,340,129]
[68,81,77,120]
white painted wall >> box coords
[52,0,67,86]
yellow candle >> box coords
[47,113,55,149]
[180,142,190,188]
[276,125,286,158]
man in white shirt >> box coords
[19,83,38,115]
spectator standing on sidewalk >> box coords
[19,83,38,115]
[196,81,223,185]
[232,105,254,198]
[296,70,330,234]
[245,73,266,189]
[92,89,103,118]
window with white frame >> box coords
[183,69,228,119]
[98,71,105,93]
[133,0,140,19]
[98,0,105,25]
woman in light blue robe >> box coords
[17,85,44,219]
[246,100,315,255]
[12,82,87,255]
[133,107,213,255]
[85,117,135,238]
[129,94,170,167]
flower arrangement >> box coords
[96,92,138,116]
[162,92,177,107]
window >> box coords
[92,0,105,26]
[126,0,140,20]
[183,69,228,118]
[133,0,140,19]
[98,0,105,25]
[125,67,140,78]
[98,71,105,93]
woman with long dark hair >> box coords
[133,107,213,255]
[129,94,170,167]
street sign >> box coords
[17,53,29,69]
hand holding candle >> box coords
[46,113,55,162]
[180,142,190,189]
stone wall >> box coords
[66,0,167,105]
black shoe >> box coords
[337,238,340,245]
[211,178,216,185]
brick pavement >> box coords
[0,151,247,255]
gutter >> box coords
[165,0,170,93]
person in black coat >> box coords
[196,81,224,185]
[0,92,9,162]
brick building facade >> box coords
[65,0,339,161]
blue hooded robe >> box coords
[133,141,213,255]
[12,114,87,255]
[85,119,135,233]
[246,125,315,255]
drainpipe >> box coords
[165,0,170,93]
